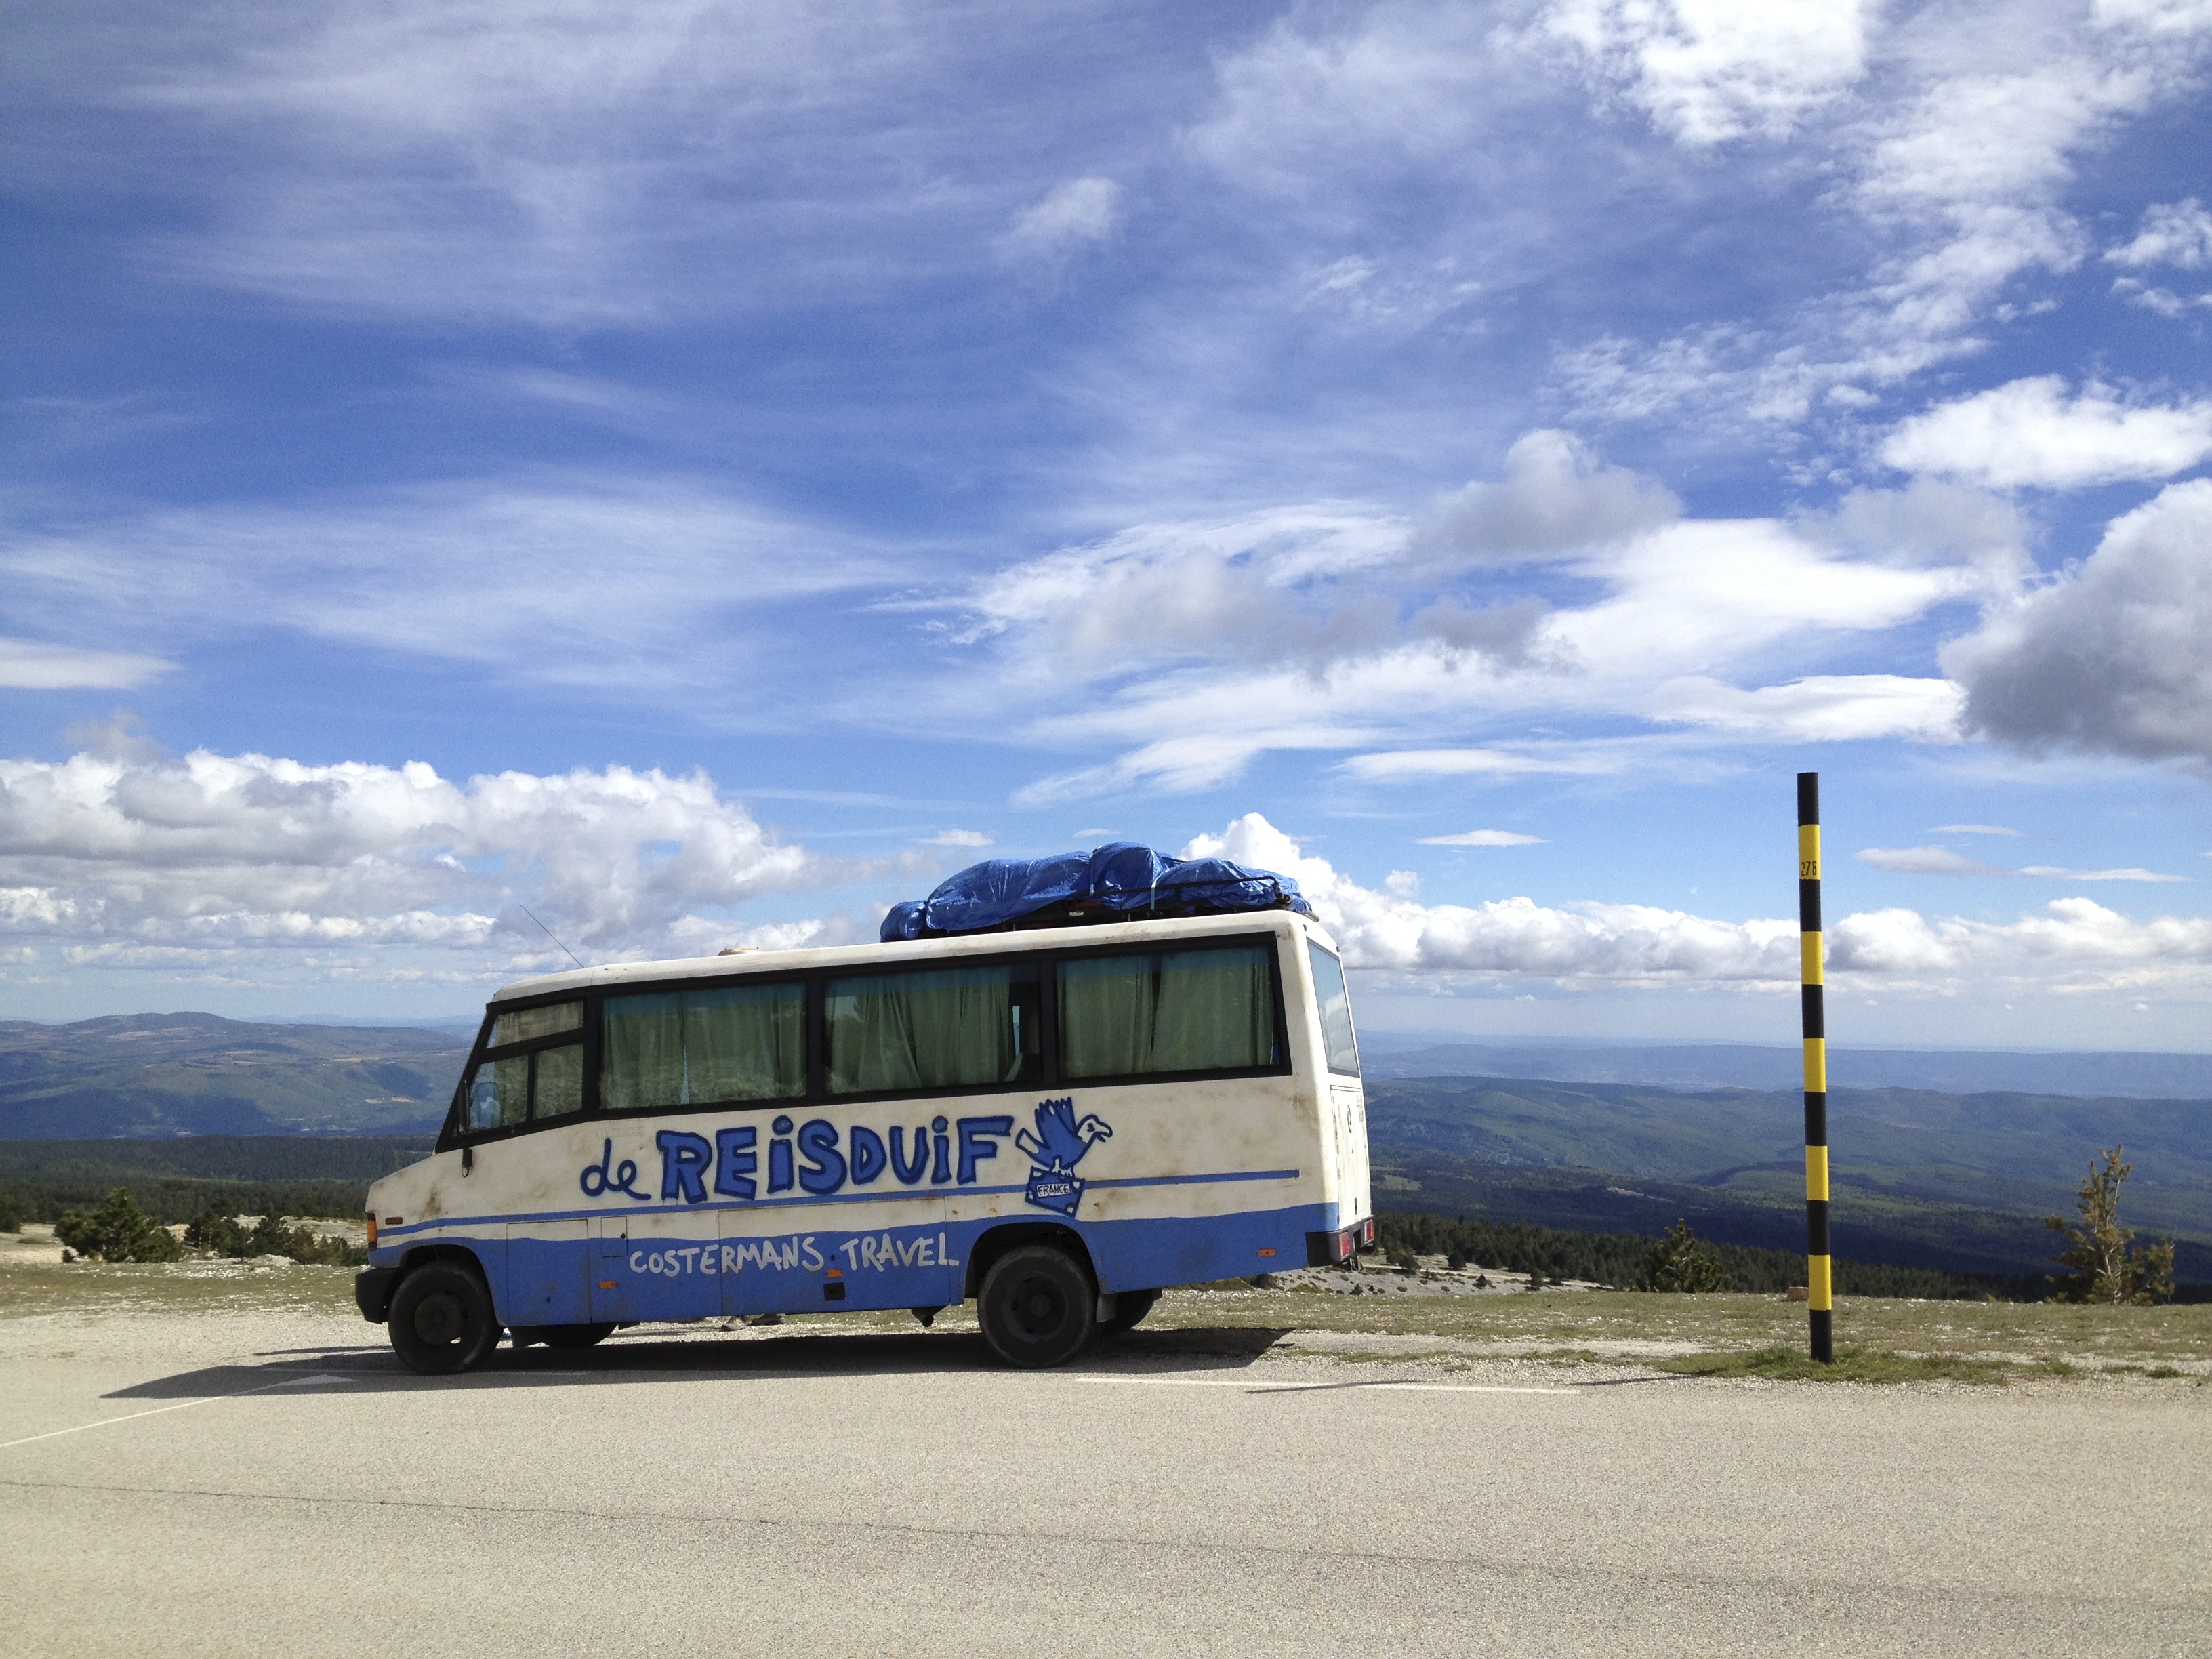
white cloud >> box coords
[2,477,885,705]
[920,829,993,848]
[1881,377,2212,489]
[0,745,883,985]
[2095,0,2212,36]
[997,176,1123,264]
[2014,867,2190,884]
[959,429,2004,800]
[1856,846,2188,882]
[1185,812,1799,983]
[1183,813,2212,999]
[1645,675,1965,743]
[1829,898,2212,993]
[1418,830,1547,847]
[2111,279,2212,318]
[1553,9,2207,432]
[1944,480,2212,766]
[29,1,1073,325]
[1538,0,1872,146]
[2105,198,2212,268]
[1413,430,1679,567]
[1855,846,2009,877]
[1340,748,1622,782]
[0,638,173,690]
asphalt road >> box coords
[1,1310,2207,1658]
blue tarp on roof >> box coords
[880,841,1313,941]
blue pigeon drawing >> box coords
[1017,1097,1111,1174]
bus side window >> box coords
[493,1000,582,1046]
[464,1055,529,1132]
[1306,941,1361,1077]
[825,964,1040,1095]
[1058,943,1277,1080]
[602,982,806,1110]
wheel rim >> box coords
[413,1292,464,1346]
[1006,1273,1067,1342]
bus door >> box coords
[1331,1083,1370,1223]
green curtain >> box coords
[603,983,804,1109]
[1057,955,1155,1078]
[1059,945,1273,1079]
[827,965,1032,1094]
[533,1044,584,1119]
[492,1000,581,1046]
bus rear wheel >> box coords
[1101,1286,1160,1335]
[978,1245,1096,1368]
[538,1323,616,1350]
[388,1261,499,1376]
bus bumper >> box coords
[355,1266,397,1324]
[1305,1218,1376,1267]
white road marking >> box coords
[0,1376,318,1451]
[1071,1375,1576,1396]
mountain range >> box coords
[0,1014,467,1137]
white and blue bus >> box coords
[356,906,1372,1374]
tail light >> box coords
[365,1214,377,1248]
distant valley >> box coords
[0,1014,468,1137]
[1368,1075,2212,1286]
[1360,1036,2212,1099]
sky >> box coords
[3,0,2209,1048]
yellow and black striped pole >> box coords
[1798,771,1832,1364]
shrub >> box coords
[1635,1219,1734,1294]
[184,1208,364,1267]
[184,1208,251,1254]
[54,1188,184,1263]
[2046,1146,2177,1305]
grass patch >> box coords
[1656,1344,2009,1384]
[1143,1286,2212,1369]
[0,1258,361,1318]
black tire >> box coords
[977,1244,1096,1368]
[388,1261,500,1376]
[1100,1286,1160,1335]
[537,1323,616,1350]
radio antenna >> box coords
[519,905,586,970]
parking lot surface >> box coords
[2,1308,2207,1657]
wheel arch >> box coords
[396,1241,492,1290]
[962,1221,1094,1302]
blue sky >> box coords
[3,0,2209,1046]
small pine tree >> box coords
[247,1212,302,1258]
[1636,1219,1733,1293]
[184,1208,251,1256]
[54,1188,184,1263]
[2046,1146,2177,1305]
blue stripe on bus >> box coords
[441,1199,1338,1328]
[375,1166,1302,1240]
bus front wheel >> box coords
[388,1261,499,1376]
[978,1245,1096,1368]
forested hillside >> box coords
[0,1015,467,1137]
[1368,1076,2212,1285]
